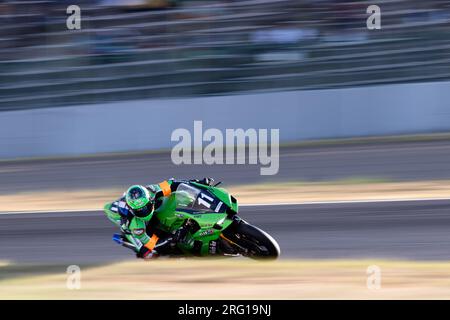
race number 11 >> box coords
[198,193,214,208]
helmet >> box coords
[125,185,155,219]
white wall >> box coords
[1,81,450,159]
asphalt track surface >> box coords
[2,199,450,264]
[2,140,450,194]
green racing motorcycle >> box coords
[116,181,280,260]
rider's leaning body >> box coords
[104,178,213,259]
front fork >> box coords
[218,216,248,255]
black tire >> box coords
[223,221,280,260]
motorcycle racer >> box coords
[104,177,214,259]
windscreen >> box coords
[174,183,226,213]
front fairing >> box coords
[155,195,232,233]
[189,182,239,214]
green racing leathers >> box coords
[104,178,212,258]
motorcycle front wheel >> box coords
[221,220,280,260]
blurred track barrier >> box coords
[2,81,450,159]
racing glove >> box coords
[137,236,174,258]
